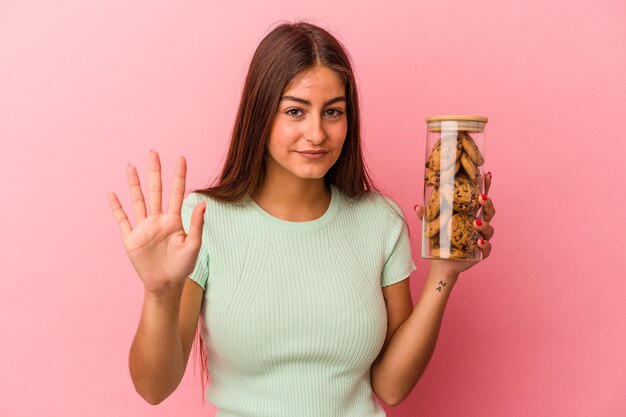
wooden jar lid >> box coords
[426,115,488,132]
[426,115,488,123]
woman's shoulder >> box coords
[181,191,251,227]
[340,187,406,224]
[185,190,249,210]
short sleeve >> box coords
[180,192,209,290]
[381,202,417,287]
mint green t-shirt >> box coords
[181,183,417,417]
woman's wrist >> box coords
[144,280,185,300]
[427,262,461,284]
[417,262,459,303]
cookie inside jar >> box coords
[422,115,487,261]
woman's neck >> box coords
[251,178,331,222]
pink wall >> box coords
[1,1,624,416]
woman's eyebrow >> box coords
[280,96,346,106]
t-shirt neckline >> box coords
[249,184,340,232]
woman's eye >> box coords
[285,108,344,118]
[325,109,344,117]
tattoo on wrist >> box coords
[435,280,447,292]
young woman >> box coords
[107,21,496,416]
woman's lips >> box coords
[297,151,328,160]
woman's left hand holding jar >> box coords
[414,171,496,276]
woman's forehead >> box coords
[283,66,345,97]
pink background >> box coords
[1,1,625,416]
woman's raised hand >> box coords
[413,171,496,276]
[108,151,206,296]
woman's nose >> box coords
[305,115,327,144]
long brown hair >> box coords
[189,20,403,400]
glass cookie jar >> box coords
[421,115,488,261]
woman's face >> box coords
[265,65,348,184]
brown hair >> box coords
[189,20,409,400]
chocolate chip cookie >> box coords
[460,151,481,184]
[450,173,480,214]
[459,130,484,166]
[424,216,440,238]
[450,213,480,253]
[425,188,440,221]
[430,240,471,259]
[425,159,460,187]
[426,135,463,171]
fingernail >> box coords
[480,193,488,201]
[479,239,485,245]
[487,171,492,178]
[413,204,418,211]
[475,219,483,227]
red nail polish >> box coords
[479,239,485,245]
[475,219,483,226]
[481,194,488,201]
[413,204,418,211]
[487,171,492,178]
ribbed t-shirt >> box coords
[180,183,417,417]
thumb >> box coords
[186,201,206,247]
[413,204,424,221]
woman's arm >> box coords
[129,278,204,404]
[371,189,496,406]
[108,151,208,404]
[370,264,458,406]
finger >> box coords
[477,238,492,259]
[478,193,496,222]
[148,150,163,215]
[473,218,494,240]
[476,171,492,220]
[484,171,492,195]
[168,156,187,216]
[127,163,147,223]
[185,201,206,247]
[107,191,133,240]
[413,204,424,221]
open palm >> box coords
[107,151,206,295]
